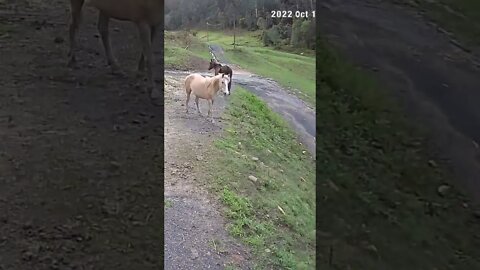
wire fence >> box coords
[204,22,223,62]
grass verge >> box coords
[316,34,480,269]
[395,0,480,48]
[164,31,211,70]
[201,87,315,269]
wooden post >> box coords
[233,17,236,49]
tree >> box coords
[164,0,317,51]
[228,0,245,49]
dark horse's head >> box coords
[208,58,221,71]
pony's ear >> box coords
[222,74,225,78]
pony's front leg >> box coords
[137,25,157,78]
[67,0,85,68]
[97,12,123,76]
[208,99,215,123]
[138,22,160,104]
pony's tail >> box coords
[185,75,193,94]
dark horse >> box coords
[208,59,233,91]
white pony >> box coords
[184,73,230,121]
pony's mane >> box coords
[212,76,220,90]
[207,74,228,90]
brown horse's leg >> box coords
[195,96,201,115]
[68,0,84,67]
[137,25,157,74]
[138,22,160,102]
[97,12,122,75]
[228,73,232,91]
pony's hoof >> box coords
[135,71,145,79]
[150,97,162,107]
[150,88,161,99]
[149,88,161,106]
[110,65,126,76]
[112,70,127,77]
[67,58,76,68]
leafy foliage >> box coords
[165,0,316,50]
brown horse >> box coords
[185,73,230,122]
[68,0,163,103]
[208,59,233,92]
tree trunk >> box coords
[233,17,236,49]
[290,18,295,46]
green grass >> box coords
[396,0,480,48]
[199,30,315,57]
[199,31,316,106]
[164,30,316,106]
[200,87,315,269]
[224,265,240,270]
[316,34,480,269]
[164,31,211,69]
[165,199,173,209]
